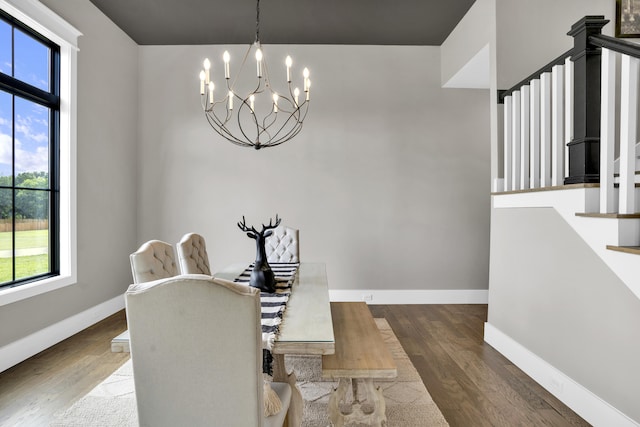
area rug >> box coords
[51,319,448,426]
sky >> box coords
[0,19,50,178]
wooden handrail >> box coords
[498,48,574,104]
[589,34,640,59]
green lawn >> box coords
[0,254,49,282]
[0,230,49,283]
[0,229,48,251]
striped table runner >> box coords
[234,262,299,375]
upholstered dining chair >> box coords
[176,232,211,275]
[129,240,178,284]
[266,225,299,263]
[125,275,291,427]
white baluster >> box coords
[619,54,639,214]
[512,90,521,190]
[551,64,565,186]
[530,79,541,189]
[600,48,617,213]
[520,85,530,189]
[504,95,513,191]
[564,57,574,181]
[540,72,552,187]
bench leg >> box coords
[328,377,387,427]
[273,354,303,427]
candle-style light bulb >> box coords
[203,58,211,83]
[255,48,263,77]
[249,94,255,112]
[228,91,233,110]
[294,87,300,105]
[223,51,230,79]
[199,71,206,95]
[303,68,310,91]
[273,93,279,112]
[208,82,214,103]
[285,56,292,82]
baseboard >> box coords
[329,289,488,304]
[484,322,639,427]
[0,294,125,373]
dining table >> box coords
[214,262,335,427]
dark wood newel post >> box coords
[565,15,609,184]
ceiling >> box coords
[88,0,477,46]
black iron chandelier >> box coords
[198,0,311,150]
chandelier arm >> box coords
[266,123,303,147]
[263,113,299,143]
[272,95,300,115]
[236,98,261,145]
[264,115,304,146]
[261,108,278,132]
[205,113,253,147]
[206,105,240,140]
[206,97,255,145]
[206,111,253,146]
[270,102,310,144]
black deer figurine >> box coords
[237,214,281,293]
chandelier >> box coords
[198,0,311,150]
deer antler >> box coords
[237,216,258,238]
[261,214,281,233]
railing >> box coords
[498,16,640,214]
[500,49,573,190]
[590,33,640,213]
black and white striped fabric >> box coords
[234,262,299,375]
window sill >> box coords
[0,274,76,307]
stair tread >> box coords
[606,245,640,255]
[575,212,640,218]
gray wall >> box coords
[489,207,640,422]
[137,44,491,291]
[0,0,138,345]
[495,0,613,89]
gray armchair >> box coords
[125,275,291,427]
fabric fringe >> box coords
[263,381,282,417]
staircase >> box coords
[495,15,640,301]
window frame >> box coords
[0,9,60,288]
[0,0,80,306]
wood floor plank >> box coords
[0,306,590,427]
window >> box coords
[0,0,80,305]
[0,9,60,288]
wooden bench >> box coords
[322,302,397,427]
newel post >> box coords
[565,16,609,184]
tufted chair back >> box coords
[176,233,211,275]
[266,225,299,263]
[130,240,179,284]
[125,275,291,427]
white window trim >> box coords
[0,0,81,306]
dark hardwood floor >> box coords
[0,305,590,426]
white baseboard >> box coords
[329,289,488,304]
[484,322,639,427]
[0,294,125,373]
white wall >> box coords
[488,207,640,423]
[441,0,495,88]
[137,44,491,293]
[0,0,138,347]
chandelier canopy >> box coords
[198,0,311,150]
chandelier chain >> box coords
[255,0,260,43]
